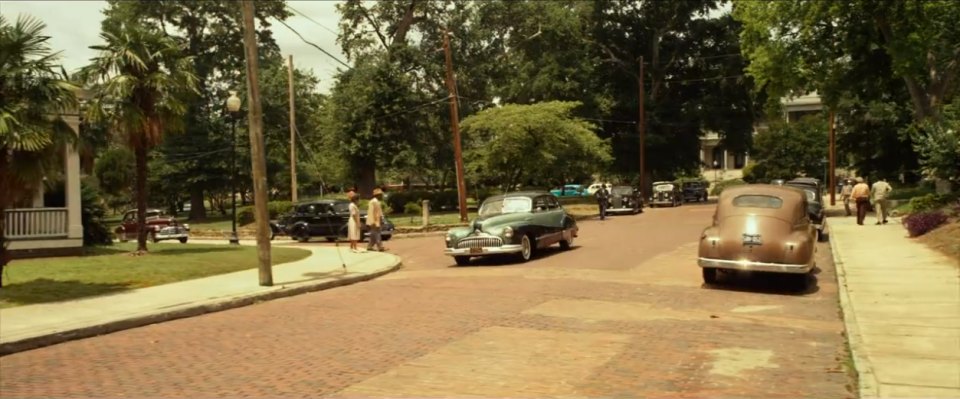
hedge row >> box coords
[236,201,293,225]
[710,178,747,196]
[384,189,501,214]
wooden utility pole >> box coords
[287,55,298,203]
[240,0,272,287]
[638,56,646,199]
[829,111,836,206]
[442,30,468,223]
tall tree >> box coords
[79,19,198,253]
[0,15,78,286]
[100,0,289,219]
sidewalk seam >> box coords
[829,225,880,399]
[0,257,402,357]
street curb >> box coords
[0,256,402,357]
[827,218,880,399]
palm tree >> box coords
[0,15,79,287]
[79,20,197,254]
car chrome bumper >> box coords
[607,207,637,213]
[155,231,189,239]
[698,257,813,274]
[444,244,523,256]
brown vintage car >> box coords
[697,185,816,287]
[115,209,190,243]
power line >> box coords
[275,19,351,69]
[370,96,450,121]
[286,4,340,36]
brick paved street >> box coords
[0,202,856,398]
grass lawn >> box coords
[0,242,311,309]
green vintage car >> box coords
[444,191,579,265]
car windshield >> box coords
[611,186,633,195]
[732,195,783,209]
[654,184,674,191]
[479,197,532,217]
[333,202,350,213]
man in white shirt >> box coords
[870,177,893,225]
[366,188,386,251]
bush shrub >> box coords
[403,202,422,215]
[81,178,113,246]
[902,210,948,237]
[888,184,936,200]
[907,193,959,213]
[236,201,293,225]
[710,178,746,196]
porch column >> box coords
[699,148,704,165]
[64,114,83,240]
[744,152,749,166]
[723,149,729,170]
[32,183,44,207]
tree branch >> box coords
[359,5,389,50]
[875,15,934,119]
[392,0,417,45]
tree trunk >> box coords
[135,145,149,253]
[189,186,206,220]
[356,163,377,198]
[0,201,7,288]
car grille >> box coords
[456,236,503,249]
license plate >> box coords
[742,234,761,246]
[469,247,483,254]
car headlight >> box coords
[502,226,513,238]
[182,223,190,230]
[445,235,452,242]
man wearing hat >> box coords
[850,177,871,225]
[366,188,387,251]
[840,178,854,216]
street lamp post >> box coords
[713,160,719,183]
[821,158,829,197]
[226,91,242,245]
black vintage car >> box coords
[270,200,394,242]
[681,180,709,202]
[649,181,682,207]
[785,177,827,241]
[607,185,644,214]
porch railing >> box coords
[3,208,69,239]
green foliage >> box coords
[908,193,959,213]
[710,179,746,196]
[94,148,134,198]
[403,202,422,215]
[461,101,612,190]
[384,191,460,215]
[912,103,960,182]
[236,201,293,226]
[888,183,936,201]
[748,116,828,182]
[80,178,113,246]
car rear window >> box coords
[732,195,783,209]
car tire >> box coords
[702,268,718,284]
[559,231,574,250]
[149,231,159,243]
[179,237,188,244]
[454,256,470,266]
[519,234,534,262]
[295,228,310,243]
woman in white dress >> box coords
[347,191,363,252]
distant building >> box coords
[699,92,824,183]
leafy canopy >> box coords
[461,101,612,189]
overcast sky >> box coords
[0,0,348,93]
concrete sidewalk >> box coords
[0,243,401,355]
[828,211,960,398]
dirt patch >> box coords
[916,219,960,267]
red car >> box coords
[115,209,190,243]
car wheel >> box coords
[178,237,188,244]
[519,234,534,262]
[270,229,276,241]
[118,231,128,243]
[559,231,574,250]
[702,268,718,284]
[149,231,159,243]
[454,256,470,266]
[295,228,310,243]
[817,228,828,242]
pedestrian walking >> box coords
[840,179,854,216]
[596,184,610,220]
[366,188,387,252]
[871,177,893,225]
[347,191,363,253]
[851,177,871,225]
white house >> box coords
[699,92,824,183]
[5,109,84,258]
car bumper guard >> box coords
[444,244,524,257]
[698,257,813,274]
